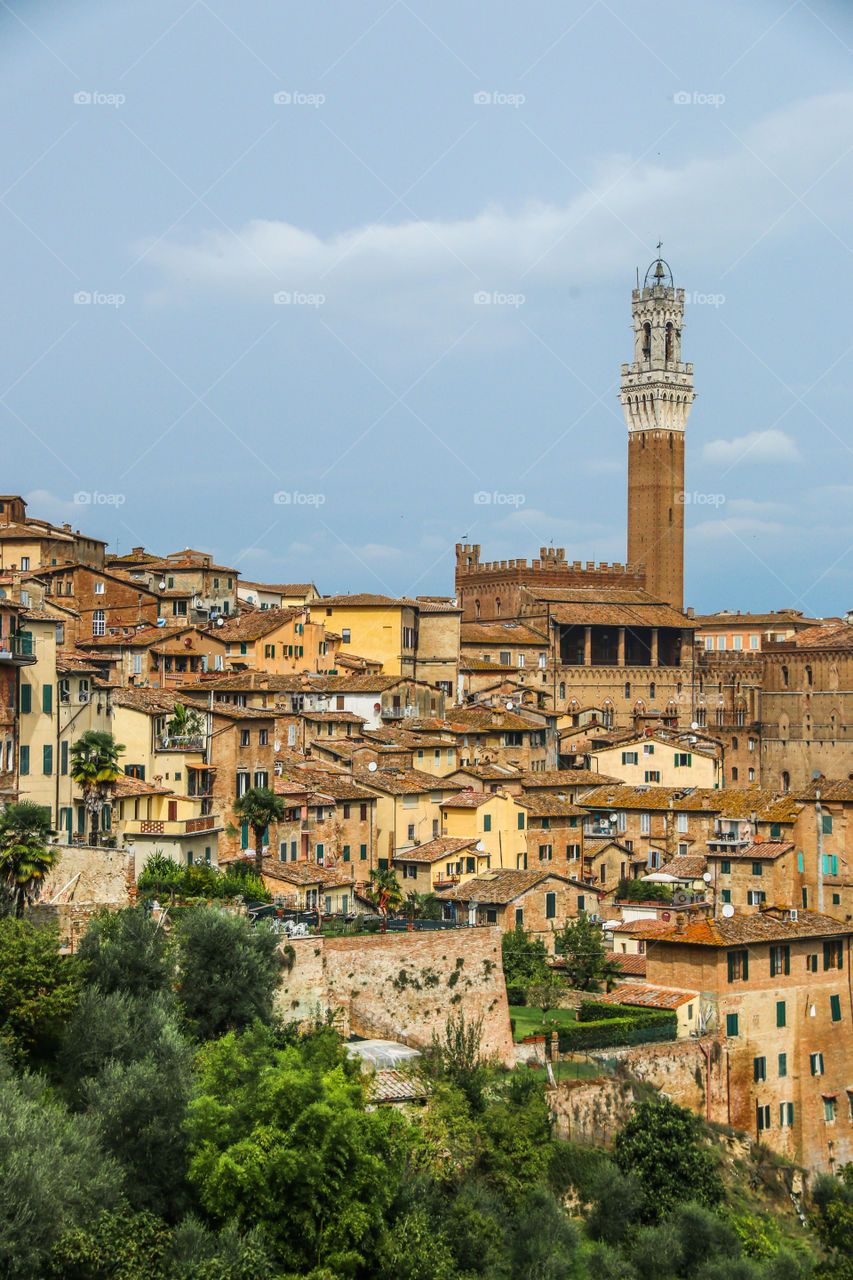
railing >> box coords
[155,734,204,751]
[0,633,37,662]
[185,814,218,833]
[124,815,221,837]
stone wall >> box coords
[275,927,515,1065]
[28,901,117,951]
[39,843,135,906]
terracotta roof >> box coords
[660,854,708,879]
[520,769,621,789]
[449,763,523,782]
[539,591,691,630]
[610,918,673,935]
[650,908,853,946]
[56,653,102,674]
[273,779,310,799]
[320,593,418,608]
[222,855,353,888]
[460,657,516,672]
[353,768,454,796]
[795,779,853,803]
[409,707,536,734]
[579,784,801,823]
[240,581,317,595]
[460,621,549,645]
[218,607,303,641]
[440,791,495,809]
[393,837,479,864]
[436,868,570,904]
[113,776,173,797]
[783,623,853,650]
[709,841,795,862]
[302,710,366,724]
[612,953,648,977]
[516,793,586,818]
[110,687,180,714]
[691,611,822,629]
[369,1069,430,1103]
[584,836,632,856]
[593,983,698,1011]
[278,767,375,802]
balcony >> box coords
[708,830,749,847]
[122,814,222,838]
[155,734,204,752]
[0,633,37,665]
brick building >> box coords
[436,868,582,939]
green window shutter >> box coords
[770,949,776,978]
[20,684,31,714]
[823,814,833,834]
[797,852,804,873]
[517,812,524,829]
[727,952,736,982]
[77,806,86,834]
[721,889,731,904]
[19,745,29,775]
[298,645,303,657]
[343,845,350,862]
[101,805,111,830]
[42,744,52,774]
[378,858,388,871]
[726,1013,738,1037]
[241,823,249,850]
[776,1001,786,1028]
[824,942,831,971]
[483,814,491,832]
[778,1052,787,1077]
[60,741,68,774]
[832,856,838,876]
[830,994,841,1022]
[721,860,731,874]
[42,684,52,713]
[360,844,367,860]
[546,892,556,919]
[784,945,790,975]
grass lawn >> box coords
[509,1005,576,1041]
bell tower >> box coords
[621,251,694,612]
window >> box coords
[483,814,492,832]
[732,635,742,651]
[640,812,651,834]
[756,1104,771,1132]
[779,1102,794,1127]
[644,770,661,783]
[824,941,843,971]
[822,814,833,834]
[752,862,763,877]
[20,555,29,571]
[360,803,368,821]
[726,1013,739,1037]
[539,845,553,862]
[721,860,731,875]
[240,729,250,747]
[545,892,556,919]
[769,945,790,978]
[830,994,842,1023]
[822,854,838,876]
[753,1056,766,1082]
[360,844,367,860]
[810,1052,824,1077]
[721,889,731,904]
[341,629,351,644]
[727,949,748,982]
[567,843,580,861]
[264,644,275,658]
[824,1097,837,1123]
[92,609,105,637]
[343,845,351,862]
[94,580,105,594]
[517,654,525,668]
[60,741,68,775]
[258,729,268,746]
[807,953,819,972]
[20,683,31,714]
[749,634,759,649]
[42,744,53,774]
[778,1052,787,1077]
[19,745,29,775]
[677,813,688,834]
[407,824,415,842]
[674,752,692,767]
[622,751,638,765]
[776,1001,786,1028]
[236,772,250,798]
[254,770,268,789]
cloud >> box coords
[701,429,800,467]
[142,92,853,322]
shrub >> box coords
[506,984,527,1006]
[557,1005,676,1052]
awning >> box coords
[641,872,682,884]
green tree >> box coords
[406,889,441,921]
[613,1097,723,1223]
[526,969,569,1025]
[0,918,79,1065]
[76,905,172,998]
[185,1023,402,1274]
[427,1009,489,1111]
[137,851,185,899]
[553,912,622,992]
[367,865,403,927]
[617,876,672,905]
[233,786,285,878]
[70,730,124,845]
[0,800,58,917]
[811,1165,853,1279]
[166,702,204,741]
[501,922,550,991]
[174,905,283,1039]
[0,1057,123,1280]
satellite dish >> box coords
[505,701,514,710]
[216,617,224,627]
[158,579,166,590]
[702,872,712,883]
[476,840,485,852]
[812,770,821,779]
[691,721,699,731]
[274,741,281,752]
[367,761,378,773]
[609,813,618,822]
[722,903,735,918]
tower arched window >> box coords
[805,665,812,687]
[624,681,631,699]
[495,598,501,617]
[781,771,790,793]
[781,665,788,687]
[665,322,673,361]
[559,682,565,700]
[474,599,481,619]
[642,322,651,359]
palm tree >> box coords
[70,730,124,845]
[0,802,58,917]
[406,889,441,923]
[367,866,403,932]
[233,786,286,878]
[167,702,204,742]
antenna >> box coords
[722,903,735,918]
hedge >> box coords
[557,1003,677,1052]
[506,984,528,1006]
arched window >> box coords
[732,736,738,750]
[805,665,812,687]
[696,707,706,728]
[642,322,651,359]
[781,771,790,793]
[665,322,673,360]
[559,682,565,700]
[495,598,501,617]
[624,681,631,699]
[649,682,656,699]
[474,599,480,619]
[781,665,788,687]
[603,699,613,727]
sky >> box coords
[2,0,853,615]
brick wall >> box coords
[275,927,515,1064]
[38,842,135,906]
